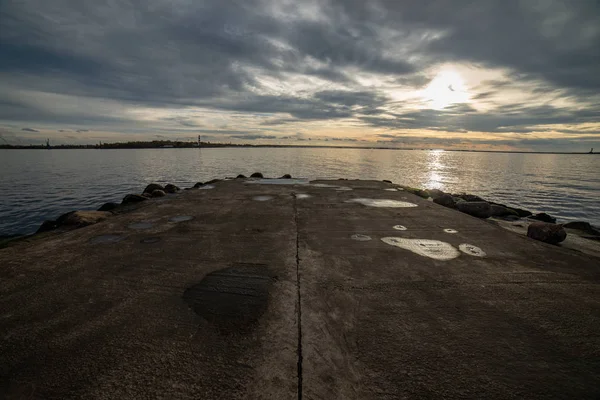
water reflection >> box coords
[425,150,445,191]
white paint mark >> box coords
[345,198,418,208]
[253,195,273,201]
[310,183,339,188]
[384,188,398,192]
[444,228,458,234]
[393,225,407,231]
[295,193,311,199]
[459,243,486,257]
[335,187,353,191]
[351,234,372,241]
[381,237,460,260]
[198,185,215,190]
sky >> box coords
[1,0,600,151]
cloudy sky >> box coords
[1,0,599,151]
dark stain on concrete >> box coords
[169,215,194,223]
[183,265,274,333]
[89,234,124,244]
[128,222,154,230]
[140,236,161,244]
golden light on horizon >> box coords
[421,69,470,109]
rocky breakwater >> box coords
[34,182,182,236]
[23,173,291,242]
[400,185,600,256]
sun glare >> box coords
[422,69,470,109]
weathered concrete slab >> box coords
[298,180,600,399]
[1,179,599,399]
[0,180,299,399]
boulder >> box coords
[456,201,492,218]
[433,193,455,208]
[529,213,556,223]
[279,174,292,179]
[250,172,264,178]
[122,194,147,205]
[428,189,446,200]
[236,175,246,179]
[151,189,166,197]
[164,184,180,193]
[509,207,532,218]
[141,193,153,198]
[143,183,164,194]
[527,222,567,244]
[404,187,430,198]
[205,179,221,185]
[36,220,58,234]
[453,196,466,204]
[382,180,392,183]
[563,221,600,236]
[455,193,485,202]
[97,202,119,212]
[193,182,204,188]
[61,211,112,228]
[490,204,520,217]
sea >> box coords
[1,148,599,236]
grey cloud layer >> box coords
[1,0,599,141]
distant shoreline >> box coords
[0,142,596,155]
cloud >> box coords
[21,127,39,132]
[0,0,598,149]
[230,134,277,140]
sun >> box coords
[421,69,470,109]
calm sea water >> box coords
[1,148,599,236]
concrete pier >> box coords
[1,179,599,399]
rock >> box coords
[456,201,492,218]
[141,193,153,198]
[205,179,221,185]
[122,194,147,205]
[279,174,292,179]
[143,183,164,194]
[382,180,392,183]
[501,214,521,221]
[36,220,58,233]
[193,182,204,188]
[490,204,520,217]
[97,202,119,212]
[250,172,264,178]
[433,193,455,208]
[61,211,112,228]
[151,189,166,197]
[236,175,246,179]
[563,221,600,235]
[527,222,567,244]
[511,207,532,218]
[455,193,485,202]
[404,187,430,198]
[453,196,466,204]
[529,213,556,223]
[428,189,446,200]
[164,184,180,193]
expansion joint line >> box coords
[293,194,303,400]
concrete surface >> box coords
[1,179,599,399]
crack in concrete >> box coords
[293,193,303,400]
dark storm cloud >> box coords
[362,104,600,134]
[0,0,599,140]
